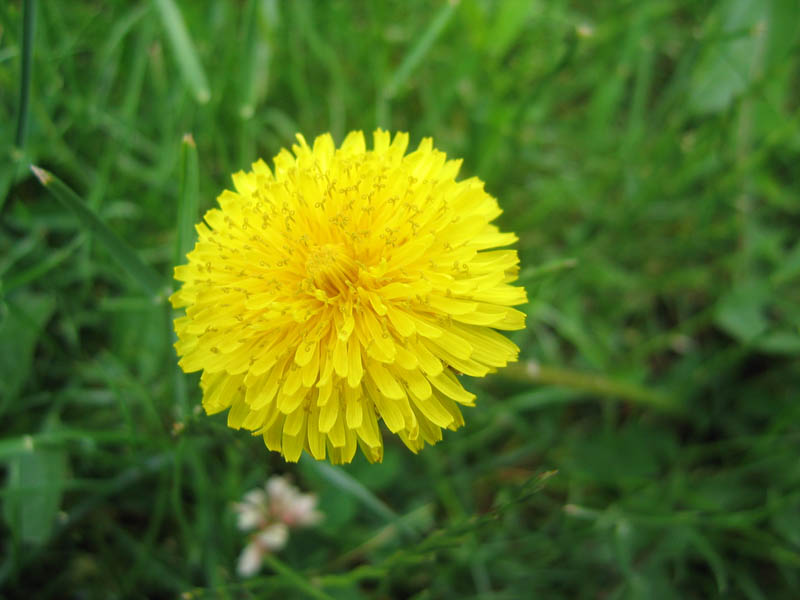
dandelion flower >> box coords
[171,130,527,464]
[233,476,321,577]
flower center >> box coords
[305,243,358,297]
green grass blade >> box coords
[261,554,336,600]
[4,0,37,210]
[303,460,406,529]
[518,257,578,284]
[172,134,198,419]
[382,1,457,99]
[3,234,85,293]
[30,166,165,300]
[238,0,271,120]
[499,361,682,414]
[15,0,36,148]
[175,133,199,266]
[152,0,210,104]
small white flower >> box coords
[233,475,323,578]
[282,493,322,527]
[235,523,290,577]
[232,489,268,531]
[265,475,322,527]
[233,503,263,532]
[257,523,289,551]
[236,541,263,577]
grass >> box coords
[2,0,800,597]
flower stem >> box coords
[15,0,36,149]
[499,361,681,414]
[31,166,165,301]
[262,554,335,600]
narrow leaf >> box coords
[30,166,164,300]
[175,133,199,265]
[0,293,54,410]
[519,258,578,283]
[152,0,211,104]
[261,554,336,600]
[3,445,68,546]
[382,1,457,99]
[15,0,36,148]
[500,361,681,414]
[303,460,397,523]
[238,0,272,119]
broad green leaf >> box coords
[755,331,800,355]
[771,239,800,285]
[688,0,768,114]
[765,0,800,65]
[714,282,769,343]
[0,293,55,405]
[3,444,68,546]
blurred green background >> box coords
[2,0,800,598]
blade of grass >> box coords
[3,0,37,211]
[261,554,336,600]
[3,233,85,293]
[518,257,578,284]
[0,430,149,460]
[302,459,416,537]
[152,0,210,104]
[15,0,36,149]
[329,503,434,569]
[238,0,271,120]
[173,133,198,420]
[291,0,347,140]
[30,166,165,300]
[499,361,681,414]
[175,133,199,266]
[382,1,457,100]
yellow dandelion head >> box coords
[171,130,527,464]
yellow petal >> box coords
[333,336,348,378]
[307,405,326,460]
[347,337,363,387]
[366,361,405,400]
[429,369,476,405]
[408,390,453,429]
[319,397,339,433]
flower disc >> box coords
[171,130,527,464]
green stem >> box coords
[499,361,680,414]
[15,0,36,148]
[382,1,457,99]
[262,554,335,600]
[175,133,199,266]
[30,166,165,300]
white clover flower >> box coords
[236,523,289,577]
[266,475,323,527]
[233,475,322,577]
[233,488,269,531]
